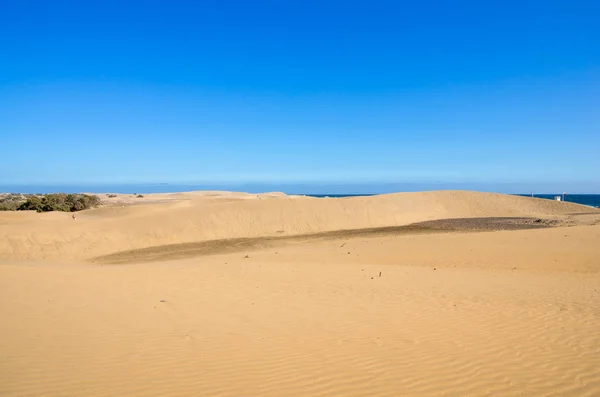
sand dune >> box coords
[0,190,595,261]
[1,191,599,397]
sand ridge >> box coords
[0,190,596,262]
[92,217,564,265]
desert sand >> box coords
[1,191,600,396]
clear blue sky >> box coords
[1,0,599,192]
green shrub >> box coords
[18,196,44,212]
[16,194,101,213]
[0,194,24,211]
[0,201,20,211]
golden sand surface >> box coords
[1,191,599,396]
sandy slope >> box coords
[0,190,595,261]
[1,191,600,397]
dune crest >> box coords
[0,190,596,261]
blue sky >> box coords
[1,0,599,192]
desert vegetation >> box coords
[0,193,24,211]
[0,193,101,212]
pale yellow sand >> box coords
[1,191,599,396]
[0,190,595,261]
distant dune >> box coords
[0,190,595,262]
